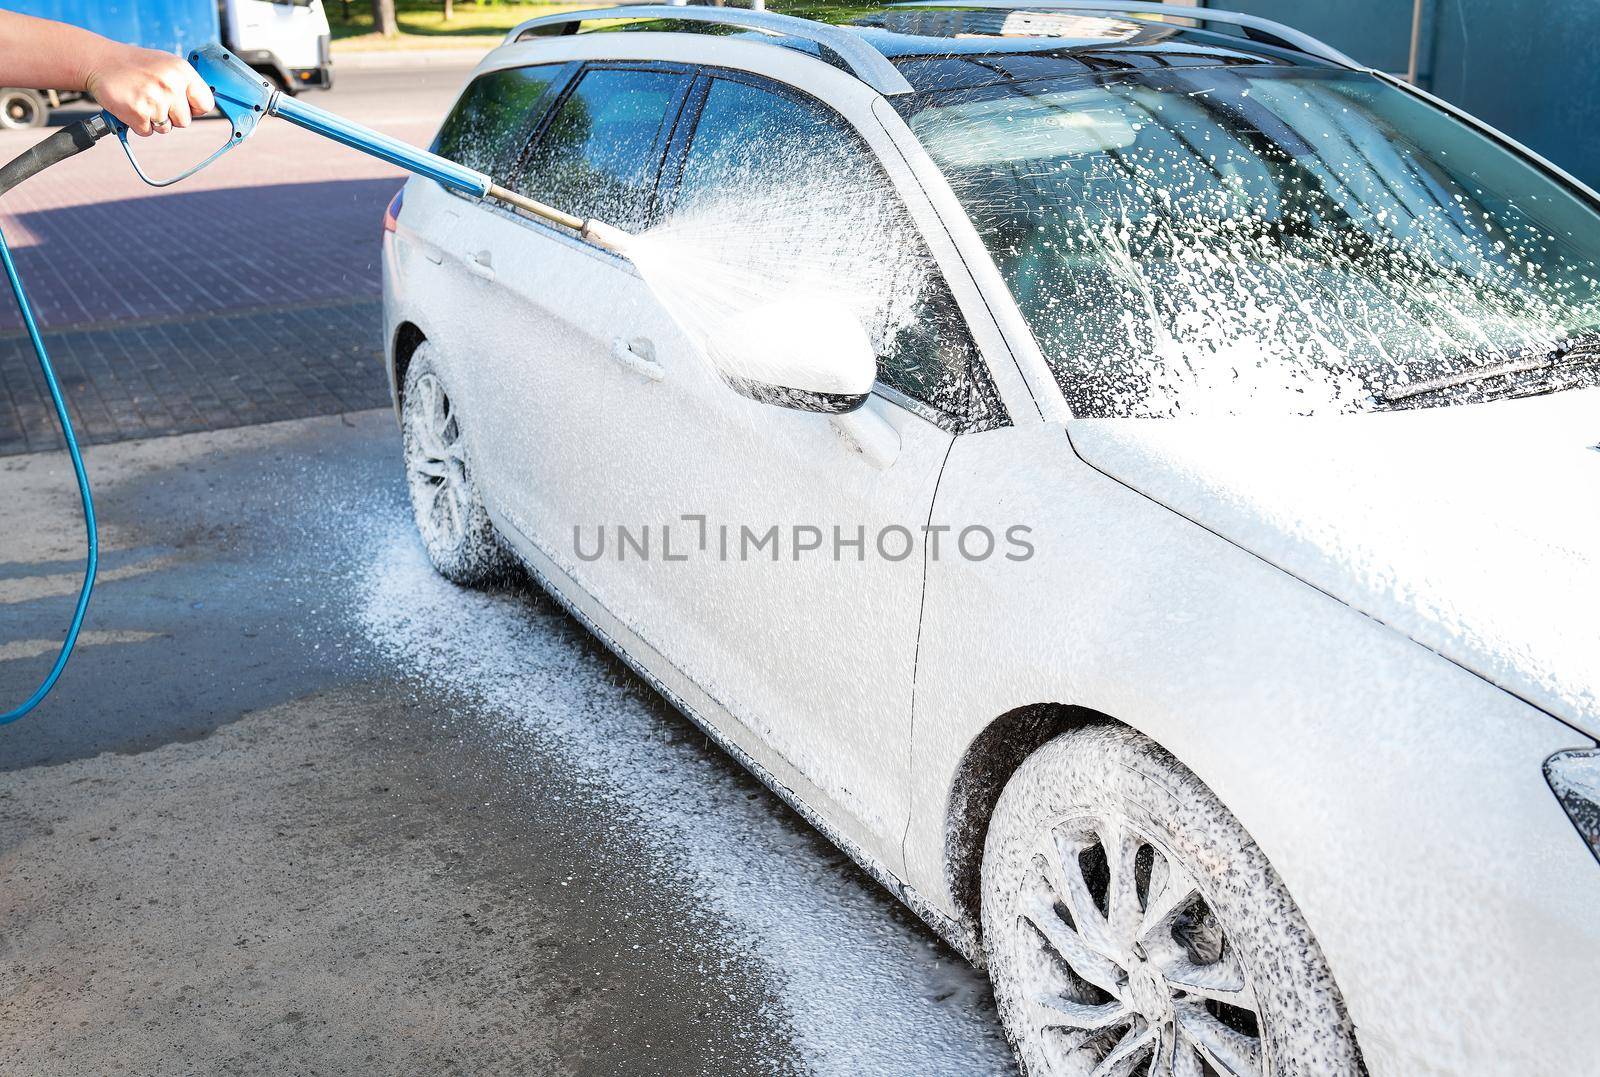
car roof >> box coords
[520,2,1348,94]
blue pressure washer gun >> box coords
[0,44,627,724]
[118,44,628,248]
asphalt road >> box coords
[0,59,1012,1075]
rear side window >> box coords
[670,76,1003,430]
[433,65,566,175]
[515,67,690,234]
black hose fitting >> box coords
[0,113,115,199]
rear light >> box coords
[382,186,404,234]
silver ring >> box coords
[151,118,169,131]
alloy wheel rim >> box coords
[1012,815,1265,1077]
[405,372,470,550]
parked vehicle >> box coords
[222,0,333,94]
[381,3,1600,1074]
[0,0,330,130]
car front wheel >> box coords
[401,343,513,586]
[982,725,1363,1076]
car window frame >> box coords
[430,60,578,179]
[507,59,698,236]
[659,66,1009,434]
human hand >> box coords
[84,45,214,137]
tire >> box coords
[0,88,47,131]
[981,726,1363,1077]
[400,343,514,587]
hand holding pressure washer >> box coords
[0,20,628,724]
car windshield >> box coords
[898,67,1600,418]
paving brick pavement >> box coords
[0,60,474,455]
[0,110,423,333]
[0,176,399,332]
[0,298,388,455]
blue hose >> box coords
[0,69,502,724]
[0,221,98,724]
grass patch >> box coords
[328,1,601,43]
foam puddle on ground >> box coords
[356,519,1011,1075]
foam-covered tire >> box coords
[981,726,1363,1076]
[400,343,514,587]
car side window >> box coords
[670,75,1005,430]
[515,67,690,234]
[433,64,567,176]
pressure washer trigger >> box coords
[109,43,275,189]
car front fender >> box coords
[909,421,1599,1076]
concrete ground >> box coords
[0,413,788,1075]
[0,411,1009,1076]
[0,59,1011,1076]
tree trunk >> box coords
[370,0,399,37]
[443,0,454,20]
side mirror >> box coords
[704,294,876,414]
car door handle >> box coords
[424,210,458,264]
[466,249,496,282]
[609,336,664,382]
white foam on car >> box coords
[619,149,935,391]
[912,72,1600,419]
[357,520,1013,1075]
[1068,385,1600,727]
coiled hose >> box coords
[1,114,114,724]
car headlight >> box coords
[1545,749,1600,865]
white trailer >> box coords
[222,0,334,95]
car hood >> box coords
[1067,389,1600,735]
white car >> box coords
[380,3,1600,1074]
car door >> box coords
[577,72,1007,864]
[439,63,696,544]
[414,59,574,495]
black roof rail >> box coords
[507,4,917,95]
